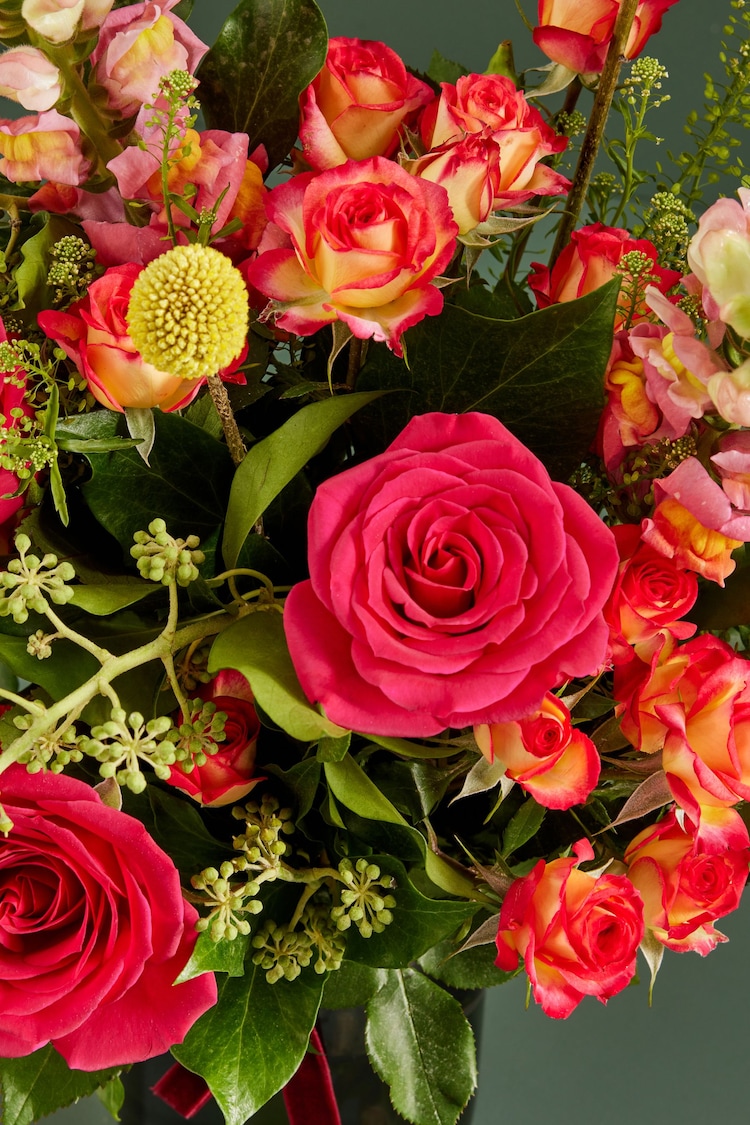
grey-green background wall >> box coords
[46,1,750,1122]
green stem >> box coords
[0,610,235,775]
[45,46,123,178]
[549,0,639,265]
[43,604,114,664]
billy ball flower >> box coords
[126,244,249,381]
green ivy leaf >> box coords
[317,731,352,762]
[365,969,477,1125]
[322,961,389,1009]
[356,280,620,481]
[11,213,80,320]
[68,580,155,615]
[209,611,349,741]
[67,410,234,555]
[0,633,98,702]
[501,795,546,859]
[0,1047,120,1125]
[222,390,386,569]
[172,967,324,1125]
[197,0,328,171]
[176,931,250,982]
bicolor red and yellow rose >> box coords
[474,693,600,809]
[298,36,432,171]
[246,157,458,357]
[533,0,678,74]
[495,839,644,1018]
[625,805,750,954]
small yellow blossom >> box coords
[126,244,249,381]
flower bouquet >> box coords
[0,0,749,1122]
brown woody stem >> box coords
[207,375,246,467]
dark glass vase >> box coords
[120,991,483,1125]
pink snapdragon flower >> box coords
[91,0,208,117]
[0,110,89,184]
[0,46,61,111]
[21,0,114,43]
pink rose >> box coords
[0,765,216,1069]
[284,412,619,737]
[420,73,570,206]
[91,0,208,117]
[474,693,600,809]
[495,839,644,1018]
[625,806,750,954]
[529,223,680,330]
[0,110,89,185]
[246,157,457,357]
[533,0,678,74]
[38,264,209,411]
[299,37,432,172]
[166,670,262,808]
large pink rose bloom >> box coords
[284,412,618,736]
[246,157,457,357]
[0,765,216,1069]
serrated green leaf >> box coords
[322,961,389,1009]
[427,48,468,85]
[172,967,324,1125]
[176,931,249,982]
[324,755,478,901]
[209,612,348,741]
[419,935,516,990]
[356,281,620,481]
[197,0,328,170]
[0,1046,120,1125]
[365,969,476,1125]
[222,390,386,569]
[501,796,546,858]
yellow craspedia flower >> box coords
[126,244,249,381]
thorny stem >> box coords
[549,0,639,265]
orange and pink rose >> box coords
[496,839,644,1018]
[533,0,679,74]
[474,693,600,810]
[625,806,750,954]
[246,157,458,357]
[298,37,432,172]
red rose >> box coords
[0,765,216,1069]
[604,523,698,659]
[495,839,644,1018]
[298,37,432,171]
[284,412,618,736]
[528,223,680,329]
[166,669,262,807]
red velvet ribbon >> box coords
[153,1027,341,1124]
[282,1027,342,1125]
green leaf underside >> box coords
[0,1046,120,1125]
[197,0,329,170]
[172,968,324,1125]
[222,389,386,569]
[356,280,620,481]
[209,612,348,741]
[365,969,477,1125]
